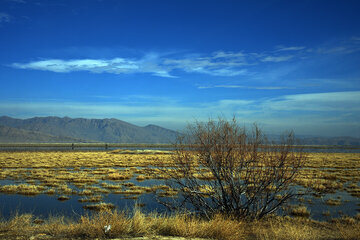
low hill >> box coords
[299,136,360,146]
[0,116,178,143]
[0,125,87,143]
[1,116,358,145]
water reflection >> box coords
[1,181,359,221]
[0,192,168,220]
[0,149,359,221]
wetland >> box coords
[0,149,359,239]
[0,150,359,220]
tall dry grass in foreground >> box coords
[1,210,359,240]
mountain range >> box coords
[0,116,178,143]
[0,116,359,146]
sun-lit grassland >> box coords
[295,153,360,198]
[0,151,359,239]
[0,150,182,207]
[1,151,359,197]
[0,209,359,240]
[0,151,359,205]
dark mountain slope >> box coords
[0,125,87,143]
[0,116,178,143]
[1,116,358,145]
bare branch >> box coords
[158,117,306,220]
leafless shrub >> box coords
[160,117,306,220]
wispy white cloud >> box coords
[264,91,360,112]
[12,57,176,78]
[13,59,133,72]
[208,91,360,136]
[212,51,246,59]
[200,68,248,77]
[9,38,360,78]
[198,85,292,90]
[0,13,11,23]
[275,46,306,52]
[261,55,294,62]
[162,51,250,77]
[12,51,252,77]
[316,38,360,55]
[316,46,360,54]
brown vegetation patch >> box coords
[0,210,359,240]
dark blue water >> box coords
[0,176,169,220]
[288,190,359,220]
[1,181,359,221]
[0,192,168,219]
[0,146,359,220]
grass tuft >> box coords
[290,205,311,217]
[0,210,359,239]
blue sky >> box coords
[0,0,360,137]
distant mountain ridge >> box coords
[0,125,88,143]
[266,133,360,146]
[0,116,359,145]
[0,116,178,143]
[297,136,360,146]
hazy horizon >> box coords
[1,0,359,138]
[2,115,360,139]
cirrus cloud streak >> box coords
[10,39,360,78]
[10,47,304,78]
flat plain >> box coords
[0,150,359,239]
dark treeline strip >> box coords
[0,143,359,149]
[0,143,174,149]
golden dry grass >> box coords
[0,151,359,239]
[0,210,359,240]
[290,205,311,218]
[325,198,342,206]
[1,152,359,192]
[0,184,45,195]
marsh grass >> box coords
[57,195,70,201]
[107,172,133,180]
[136,174,147,181]
[290,205,311,217]
[0,151,360,233]
[101,182,123,189]
[82,202,115,211]
[347,187,360,197]
[58,184,76,195]
[45,188,56,195]
[0,210,359,240]
[0,184,44,195]
[326,198,342,206]
[113,189,144,195]
[78,189,93,196]
[78,195,103,203]
[87,186,111,194]
[322,210,331,217]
